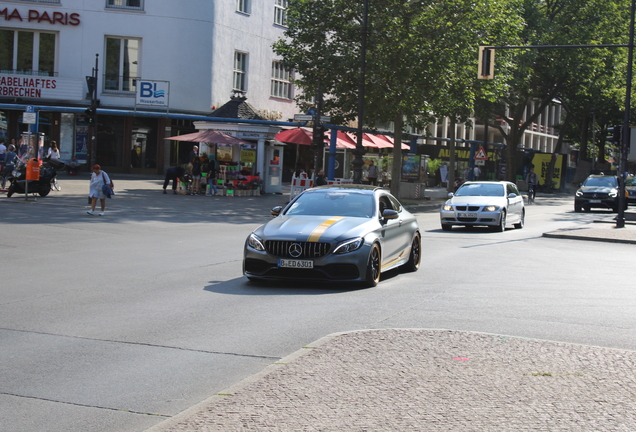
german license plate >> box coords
[278,259,314,269]
[589,199,601,203]
[459,213,477,218]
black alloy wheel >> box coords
[364,244,381,287]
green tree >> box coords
[275,0,519,195]
[476,0,630,183]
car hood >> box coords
[446,196,507,206]
[258,215,374,242]
[578,186,617,193]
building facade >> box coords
[0,0,298,174]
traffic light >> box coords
[478,46,495,79]
[607,125,622,143]
[84,107,95,124]
[313,124,328,146]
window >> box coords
[236,0,249,14]
[233,51,247,92]
[271,61,292,99]
[0,29,56,76]
[274,0,288,26]
[106,0,143,10]
[105,37,140,92]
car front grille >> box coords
[265,240,331,259]
[581,192,611,199]
[455,205,481,211]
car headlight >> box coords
[333,237,364,254]
[483,205,500,212]
[575,190,583,197]
[247,233,266,252]
[442,204,453,211]
[609,190,618,198]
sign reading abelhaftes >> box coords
[0,74,83,100]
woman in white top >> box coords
[87,164,112,216]
[47,141,61,159]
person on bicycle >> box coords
[526,166,538,202]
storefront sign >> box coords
[238,132,265,139]
[240,149,256,163]
[402,155,420,182]
[0,8,80,25]
[136,80,169,108]
[0,74,83,100]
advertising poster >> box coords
[402,154,420,182]
[217,144,233,162]
[532,154,563,188]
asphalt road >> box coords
[1,176,634,432]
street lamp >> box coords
[352,0,369,184]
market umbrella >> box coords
[274,127,313,145]
[376,134,410,150]
[165,129,251,145]
[346,132,378,148]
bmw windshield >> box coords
[285,190,375,218]
[455,183,505,197]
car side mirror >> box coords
[271,206,282,216]
[382,209,399,220]
[447,192,454,198]
[508,193,517,198]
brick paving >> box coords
[150,329,636,432]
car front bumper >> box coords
[440,209,502,227]
[243,243,372,283]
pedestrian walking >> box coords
[87,164,112,216]
[367,160,378,186]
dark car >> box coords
[243,185,421,287]
[574,175,624,212]
[625,176,636,205]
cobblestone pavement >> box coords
[148,329,636,432]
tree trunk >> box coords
[546,112,571,190]
[390,114,404,197]
[447,119,456,192]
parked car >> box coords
[574,175,625,212]
[243,185,421,287]
[625,176,636,205]
[440,181,525,232]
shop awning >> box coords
[165,129,251,145]
[274,127,313,145]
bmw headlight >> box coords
[483,205,500,212]
[333,237,364,254]
[442,204,453,211]
[247,233,265,252]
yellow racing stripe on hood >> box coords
[307,216,345,242]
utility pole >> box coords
[85,54,99,167]
[312,81,326,179]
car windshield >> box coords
[625,177,636,186]
[455,183,504,197]
[285,190,375,218]
[583,177,617,187]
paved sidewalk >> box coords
[148,329,636,432]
